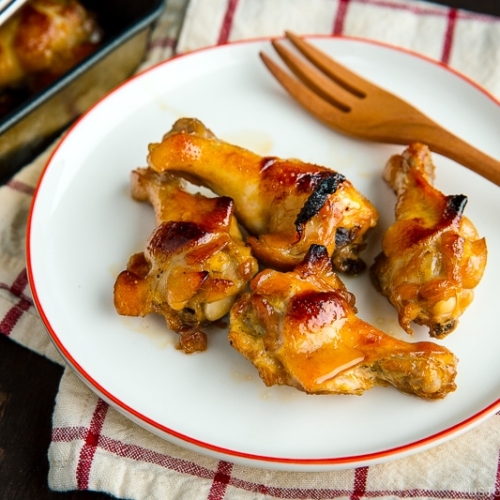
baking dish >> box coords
[0,0,166,183]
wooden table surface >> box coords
[1,1,500,498]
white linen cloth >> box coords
[2,0,500,498]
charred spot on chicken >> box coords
[294,172,346,234]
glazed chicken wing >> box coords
[229,244,457,399]
[0,0,101,95]
[147,118,378,274]
[114,168,258,353]
[371,143,487,338]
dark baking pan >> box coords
[0,0,166,183]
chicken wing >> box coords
[0,0,101,105]
[371,143,487,338]
[147,118,378,274]
[114,168,258,353]
[229,244,457,399]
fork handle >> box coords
[414,124,500,187]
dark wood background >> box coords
[1,1,499,498]
[444,0,500,15]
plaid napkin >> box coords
[3,0,500,498]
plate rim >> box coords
[26,34,500,470]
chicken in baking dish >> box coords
[371,143,487,338]
[229,244,457,399]
[0,0,101,111]
[147,118,378,274]
[113,168,259,353]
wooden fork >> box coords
[260,31,500,187]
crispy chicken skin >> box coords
[229,244,457,399]
[147,118,378,274]
[371,143,487,338]
[0,0,101,91]
[114,168,258,353]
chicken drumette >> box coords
[371,143,487,338]
[147,118,378,274]
[114,168,258,353]
[229,244,457,399]
[0,0,101,91]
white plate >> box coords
[27,37,500,471]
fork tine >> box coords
[271,40,354,112]
[259,51,353,134]
[285,31,368,98]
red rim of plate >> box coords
[26,35,500,468]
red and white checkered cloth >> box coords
[3,0,500,498]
